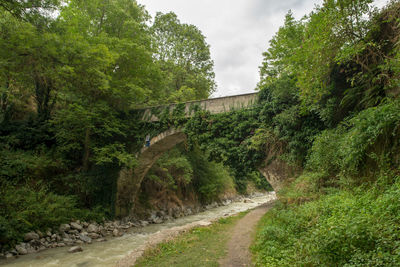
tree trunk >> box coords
[82,127,91,171]
[34,76,53,121]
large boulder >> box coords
[24,232,39,242]
[79,234,92,243]
[88,233,100,239]
[112,229,120,237]
[87,224,98,233]
[59,224,71,232]
[70,222,83,231]
[15,244,27,255]
[258,142,301,192]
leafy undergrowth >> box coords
[0,183,107,250]
[252,97,400,266]
[135,211,248,267]
[252,172,400,267]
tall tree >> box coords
[61,0,163,108]
[151,12,216,103]
[0,9,65,121]
[295,0,376,105]
[51,0,162,169]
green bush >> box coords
[149,147,194,189]
[307,99,400,181]
[144,145,236,204]
[187,147,236,203]
[253,174,400,267]
[0,183,106,249]
[253,100,400,266]
[0,148,62,184]
[247,171,273,191]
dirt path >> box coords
[220,202,274,267]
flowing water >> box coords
[1,192,276,267]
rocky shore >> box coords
[0,193,263,260]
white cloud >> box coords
[138,0,389,98]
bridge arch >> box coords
[115,129,296,217]
[116,129,186,217]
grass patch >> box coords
[251,173,400,267]
[135,211,248,267]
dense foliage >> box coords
[0,0,216,249]
[142,145,236,205]
[253,99,400,266]
[184,108,272,191]
[254,176,400,266]
[251,1,400,266]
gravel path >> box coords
[220,202,274,267]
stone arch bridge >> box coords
[116,93,295,217]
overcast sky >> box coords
[138,0,388,98]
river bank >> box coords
[0,192,275,267]
[0,189,242,260]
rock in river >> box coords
[68,246,83,253]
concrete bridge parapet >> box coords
[142,92,258,121]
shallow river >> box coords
[1,192,276,267]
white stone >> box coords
[112,229,120,237]
[15,245,27,255]
[87,224,98,233]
